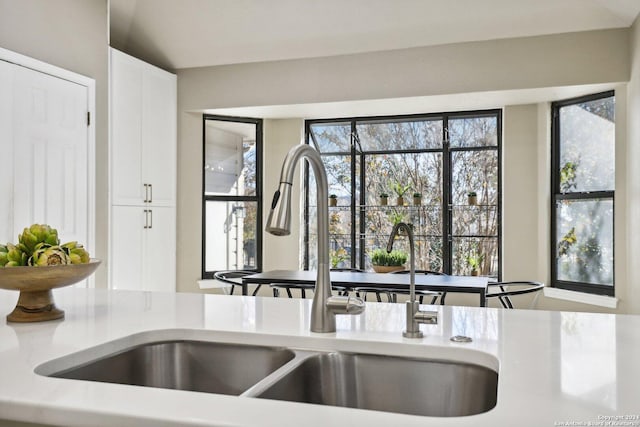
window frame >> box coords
[303,109,502,277]
[550,90,615,296]
[201,114,263,279]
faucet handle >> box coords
[415,310,438,324]
[326,295,365,315]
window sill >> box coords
[543,287,618,309]
[197,279,232,290]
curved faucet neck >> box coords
[387,222,416,299]
[278,145,329,268]
[269,144,365,333]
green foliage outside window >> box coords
[306,113,500,275]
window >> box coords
[202,115,262,278]
[551,91,615,296]
[304,110,501,277]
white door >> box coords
[0,60,15,243]
[12,64,89,245]
[0,58,90,271]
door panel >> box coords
[11,63,88,249]
[0,60,15,243]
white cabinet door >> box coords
[142,67,176,207]
[110,206,145,291]
[110,48,176,207]
[144,206,176,292]
[110,205,175,292]
[110,49,144,206]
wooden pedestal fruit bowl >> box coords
[0,259,101,323]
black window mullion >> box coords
[556,191,614,201]
[550,105,560,287]
[350,123,359,270]
[496,110,503,281]
[442,115,452,274]
[303,121,311,270]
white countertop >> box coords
[0,288,638,426]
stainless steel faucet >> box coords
[387,222,438,338]
[266,144,365,333]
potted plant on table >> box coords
[379,193,389,206]
[370,248,407,273]
[413,192,422,206]
[392,182,411,206]
[329,194,338,207]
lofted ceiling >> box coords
[110,0,640,71]
[109,0,640,118]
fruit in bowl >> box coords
[0,224,91,268]
[0,224,99,323]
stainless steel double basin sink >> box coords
[38,339,498,417]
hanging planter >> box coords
[329,194,338,207]
[379,193,389,206]
[413,192,422,206]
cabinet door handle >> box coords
[144,209,149,229]
[148,209,153,229]
[149,184,153,204]
[143,184,149,203]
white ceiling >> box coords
[109,0,640,118]
[110,0,640,71]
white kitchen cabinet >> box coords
[109,48,176,292]
[110,206,175,292]
[110,48,176,207]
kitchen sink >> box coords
[46,340,295,396]
[38,337,497,417]
[254,352,498,417]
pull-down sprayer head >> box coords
[266,181,293,236]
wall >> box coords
[627,15,640,314]
[0,0,109,288]
[502,105,542,282]
[177,28,633,307]
[178,29,629,111]
[258,119,304,295]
